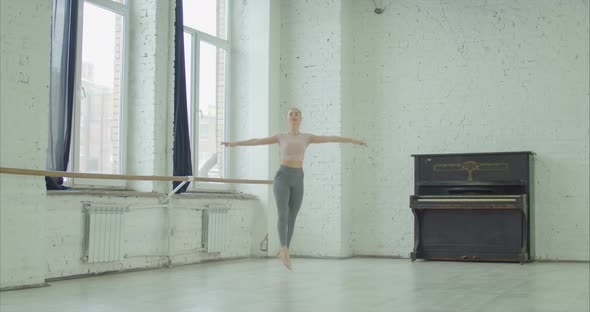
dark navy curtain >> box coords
[172,0,193,193]
[46,0,78,190]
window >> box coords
[183,0,229,185]
[71,0,128,186]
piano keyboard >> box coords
[410,194,526,210]
[415,195,520,202]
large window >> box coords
[183,0,229,186]
[71,0,128,186]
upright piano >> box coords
[409,152,533,263]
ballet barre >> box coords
[1,166,273,202]
[0,167,273,185]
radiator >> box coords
[202,207,229,253]
[83,204,127,263]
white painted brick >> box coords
[349,0,589,260]
[0,0,52,289]
[279,0,350,257]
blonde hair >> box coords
[287,107,301,114]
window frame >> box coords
[68,0,130,188]
[183,0,232,192]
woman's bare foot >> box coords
[285,251,292,268]
[279,247,291,270]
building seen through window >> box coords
[183,0,229,181]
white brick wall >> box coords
[0,0,265,289]
[280,0,349,256]
[229,0,277,257]
[0,0,52,289]
[349,0,589,260]
[127,0,172,192]
[44,195,256,279]
[275,0,589,260]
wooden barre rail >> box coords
[0,167,273,185]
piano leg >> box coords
[411,209,420,262]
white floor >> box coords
[1,258,589,312]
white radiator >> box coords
[203,207,229,253]
[83,204,127,263]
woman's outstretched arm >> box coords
[221,135,278,147]
[310,135,367,146]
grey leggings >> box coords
[273,165,304,247]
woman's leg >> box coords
[273,171,290,248]
[286,173,304,248]
[274,172,292,270]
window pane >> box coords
[183,0,227,39]
[79,2,123,174]
[197,42,226,178]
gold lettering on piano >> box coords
[433,161,509,181]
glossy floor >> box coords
[1,258,588,312]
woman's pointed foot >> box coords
[285,252,292,270]
[279,247,292,270]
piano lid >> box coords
[413,152,532,184]
[412,152,533,196]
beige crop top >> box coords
[276,133,312,161]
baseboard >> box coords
[352,255,407,259]
[45,266,161,283]
[291,255,352,260]
[45,257,250,283]
[1,282,49,292]
[533,259,590,263]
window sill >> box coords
[46,189,162,198]
[46,188,258,200]
[176,191,257,200]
